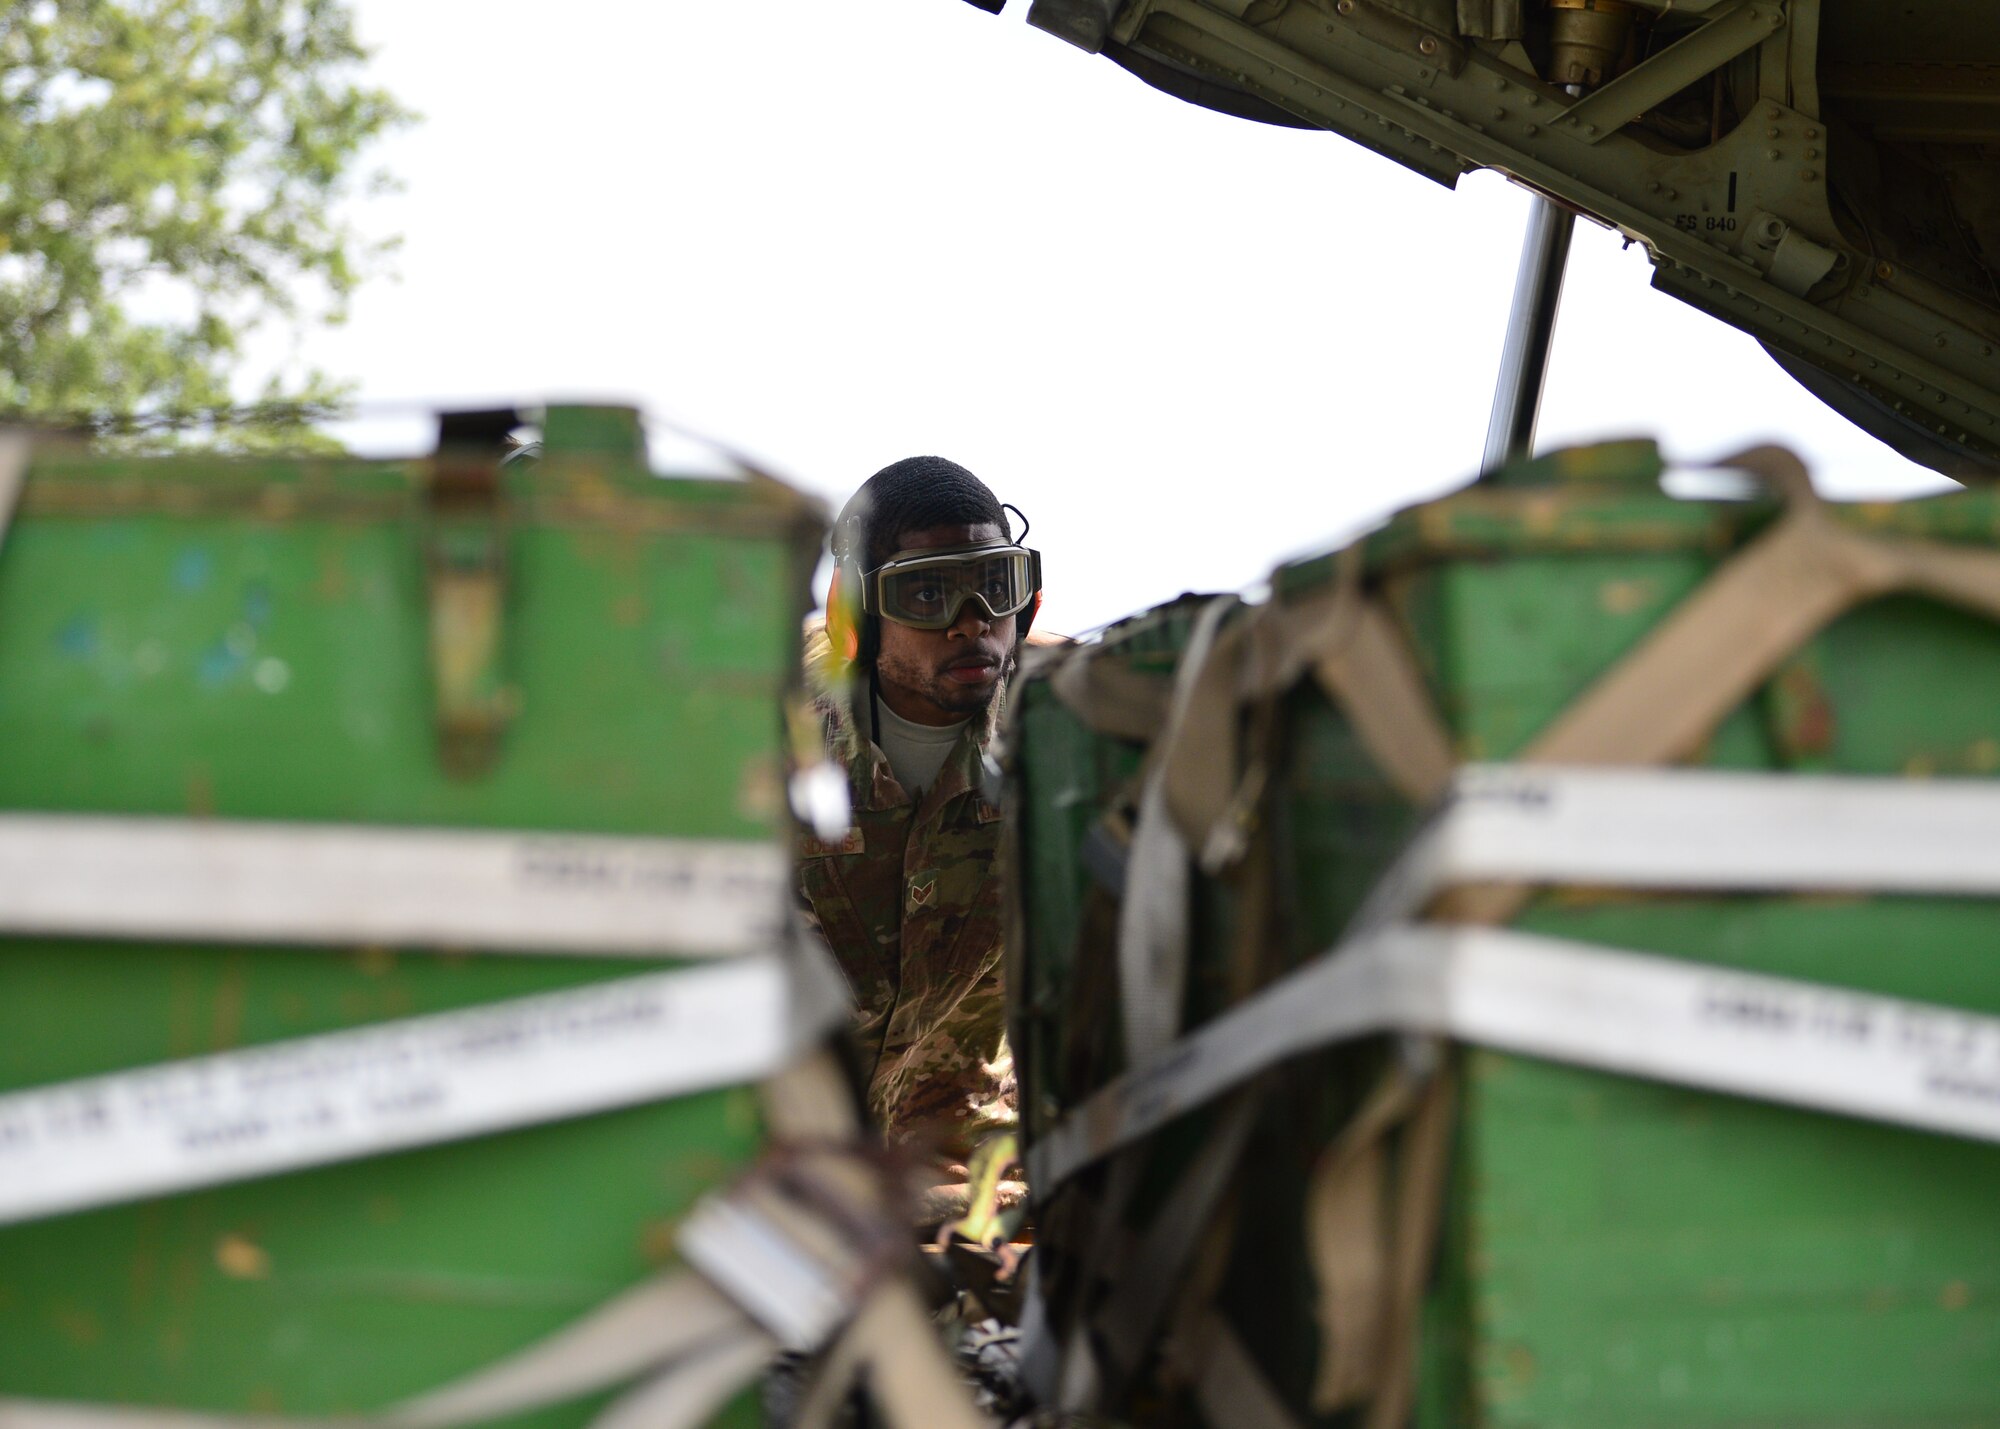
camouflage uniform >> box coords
[795,631,1015,1166]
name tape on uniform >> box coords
[1030,766,2000,1191]
[0,953,844,1226]
[0,814,788,957]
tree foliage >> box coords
[0,0,409,447]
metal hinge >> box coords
[425,440,514,779]
[0,430,30,561]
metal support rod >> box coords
[1481,196,1576,475]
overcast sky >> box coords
[314,0,1949,635]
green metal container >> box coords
[1009,442,2000,1428]
[0,407,824,1426]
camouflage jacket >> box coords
[795,630,1015,1166]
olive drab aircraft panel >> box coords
[1001,0,2000,477]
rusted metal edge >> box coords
[14,480,816,539]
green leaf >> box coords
[0,0,411,450]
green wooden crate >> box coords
[1009,442,2000,1428]
[0,407,824,1427]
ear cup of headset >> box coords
[824,555,867,680]
[1019,589,1043,639]
[825,491,875,683]
[1017,548,1044,640]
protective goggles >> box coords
[864,544,1043,631]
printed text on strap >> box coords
[0,950,846,1225]
[0,815,787,957]
[1028,766,2000,1191]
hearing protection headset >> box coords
[824,495,874,685]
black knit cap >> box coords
[835,455,1008,572]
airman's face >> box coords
[872,522,1017,727]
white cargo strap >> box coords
[681,1158,994,1429]
[0,949,848,1226]
[1028,766,2000,1192]
[0,967,912,1429]
[679,1155,888,1353]
[0,815,787,957]
[1118,780,1195,1067]
[677,1132,995,1429]
[1358,763,2000,927]
[680,1173,997,1429]
[1117,594,1236,1064]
